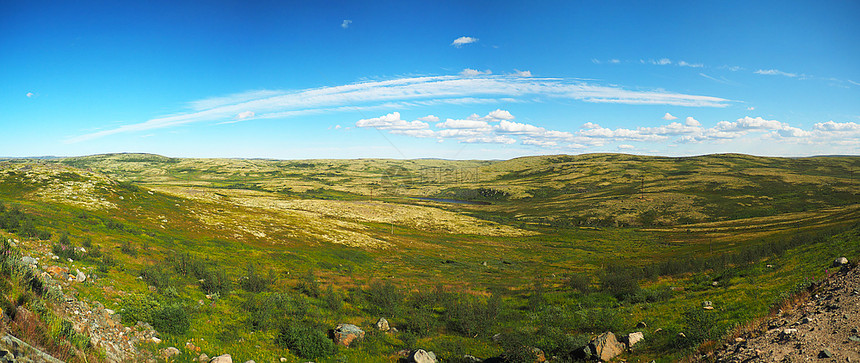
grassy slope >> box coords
[0,153,857,362]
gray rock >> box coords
[209,354,233,363]
[409,349,437,363]
[376,317,390,331]
[76,269,86,283]
[198,353,210,363]
[833,257,849,267]
[21,256,37,265]
[333,323,365,347]
[627,331,644,348]
[588,332,625,361]
[161,347,180,359]
[818,349,833,358]
[462,355,481,362]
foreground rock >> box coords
[376,317,390,332]
[209,354,233,363]
[409,349,437,363]
[574,331,627,361]
[333,323,365,347]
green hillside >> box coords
[0,153,857,362]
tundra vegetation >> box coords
[0,153,857,362]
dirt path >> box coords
[711,262,859,362]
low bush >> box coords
[275,323,334,359]
[151,304,190,335]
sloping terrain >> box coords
[0,153,856,362]
[711,262,859,362]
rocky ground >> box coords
[6,238,157,362]
[709,261,859,362]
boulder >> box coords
[209,354,233,363]
[333,323,365,347]
[76,269,87,283]
[409,349,437,363]
[161,347,180,359]
[588,332,626,361]
[198,354,210,363]
[376,317,390,332]
[833,257,849,267]
[626,331,644,349]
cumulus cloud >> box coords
[451,36,478,48]
[355,112,430,130]
[814,121,860,132]
[512,69,532,77]
[436,118,491,130]
[460,68,492,77]
[716,116,786,131]
[417,115,439,122]
[755,69,797,77]
[26,92,34,98]
[487,109,514,121]
[341,20,352,28]
[236,111,255,120]
[685,117,700,126]
[618,144,634,150]
[662,113,678,121]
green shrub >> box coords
[600,270,640,299]
[276,323,334,359]
[151,304,190,335]
[444,293,500,338]
[565,272,591,293]
[120,294,160,325]
[324,285,342,313]
[120,241,136,256]
[140,264,171,291]
[239,263,274,293]
[365,280,400,317]
[297,270,319,298]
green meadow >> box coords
[0,153,857,362]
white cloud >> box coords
[522,139,557,147]
[26,92,34,98]
[747,106,755,111]
[334,125,342,129]
[755,69,797,78]
[236,111,255,120]
[461,135,516,144]
[678,61,703,68]
[716,116,785,131]
[512,69,532,77]
[685,117,700,127]
[618,144,634,150]
[436,118,491,130]
[609,59,620,64]
[814,121,860,132]
[582,122,601,129]
[654,58,671,65]
[460,68,492,77]
[355,112,430,130]
[451,36,478,48]
[341,20,352,29]
[417,115,439,122]
[662,113,678,121]
[487,109,514,121]
[67,74,731,143]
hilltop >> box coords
[0,153,856,362]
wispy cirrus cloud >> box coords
[67,74,730,143]
[754,69,798,78]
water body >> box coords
[411,197,491,205]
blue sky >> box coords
[1,1,858,159]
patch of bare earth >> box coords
[709,263,860,362]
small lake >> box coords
[410,197,491,205]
